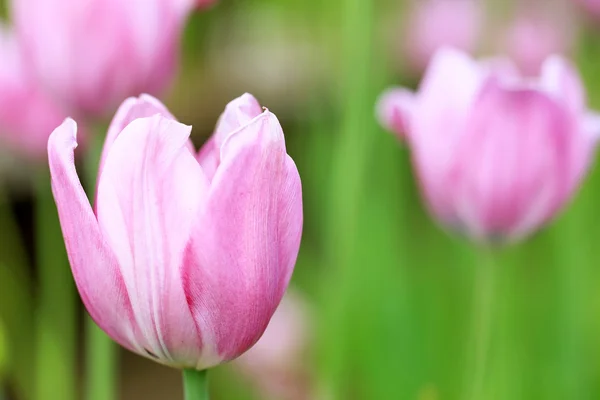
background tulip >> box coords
[48,93,302,370]
[377,48,599,242]
[194,0,217,10]
[0,26,69,159]
[498,8,573,75]
[11,0,193,118]
[576,0,600,19]
[403,0,483,74]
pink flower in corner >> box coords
[11,0,193,118]
[0,26,70,158]
[376,48,600,242]
[48,93,303,368]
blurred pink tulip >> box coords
[499,11,572,76]
[376,88,415,140]
[194,0,217,9]
[377,48,599,242]
[48,93,303,368]
[0,26,69,158]
[575,0,600,18]
[404,0,483,73]
[235,290,313,400]
[11,0,193,118]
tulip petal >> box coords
[197,93,263,181]
[584,112,600,142]
[196,137,219,181]
[455,79,571,240]
[48,119,139,353]
[96,115,210,365]
[214,93,263,148]
[184,112,302,369]
[375,87,414,139]
[539,55,584,114]
[539,56,597,192]
[100,94,176,174]
[411,47,486,220]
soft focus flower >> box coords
[499,10,572,76]
[376,48,599,242]
[404,0,483,73]
[0,26,69,158]
[576,0,600,19]
[234,290,313,400]
[48,93,303,369]
[194,0,217,9]
[376,88,414,140]
[11,0,193,118]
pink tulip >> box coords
[0,26,69,158]
[194,0,217,9]
[376,88,415,140]
[499,11,572,76]
[48,93,303,368]
[575,0,600,19]
[11,0,193,118]
[404,0,483,73]
[376,48,599,242]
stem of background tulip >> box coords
[465,249,496,400]
[34,170,76,400]
[554,213,589,398]
[84,129,118,400]
[183,369,209,400]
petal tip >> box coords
[48,118,79,151]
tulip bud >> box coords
[48,93,303,368]
[11,0,193,118]
[404,0,483,74]
[0,26,69,158]
[377,48,599,242]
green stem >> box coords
[84,130,118,400]
[466,249,496,400]
[183,369,209,400]
[34,170,76,400]
[554,214,589,399]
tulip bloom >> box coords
[377,48,599,242]
[0,26,69,158]
[11,0,192,118]
[403,0,482,73]
[48,93,303,368]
